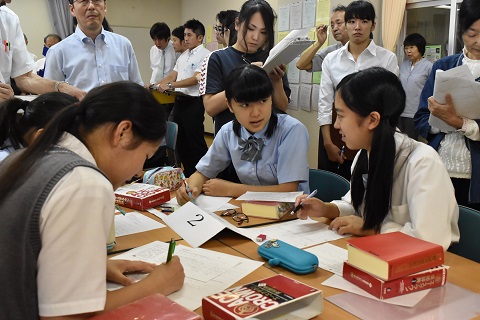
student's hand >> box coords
[146,256,185,295]
[269,64,286,82]
[315,24,328,45]
[156,83,169,93]
[106,259,157,286]
[0,83,14,101]
[295,195,327,220]
[329,215,376,236]
[176,184,200,205]
[324,142,343,163]
[427,95,463,129]
[202,178,234,197]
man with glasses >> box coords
[44,0,143,91]
[0,0,85,101]
[296,5,349,72]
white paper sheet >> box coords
[311,84,320,111]
[430,64,480,132]
[278,5,290,32]
[299,84,312,111]
[114,212,166,237]
[108,241,264,310]
[290,2,303,30]
[236,191,304,202]
[322,274,430,307]
[289,84,299,110]
[302,0,316,28]
[194,194,232,212]
[287,58,301,83]
[305,243,348,276]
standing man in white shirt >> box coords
[44,0,143,92]
[317,0,398,179]
[156,19,210,177]
[148,22,177,120]
[296,5,349,72]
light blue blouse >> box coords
[196,114,310,192]
[399,58,433,118]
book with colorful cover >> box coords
[241,201,294,220]
[342,261,448,299]
[202,274,323,320]
[114,183,170,211]
[347,232,444,281]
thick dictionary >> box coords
[347,232,444,281]
[114,183,170,210]
[202,274,322,320]
[241,201,294,220]
[343,261,448,299]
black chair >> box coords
[308,169,350,202]
[448,205,480,263]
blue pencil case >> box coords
[258,239,318,274]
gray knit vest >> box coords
[0,147,106,320]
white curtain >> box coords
[382,0,407,52]
[47,0,74,39]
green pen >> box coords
[166,238,176,263]
[115,205,127,216]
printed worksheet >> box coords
[114,211,165,237]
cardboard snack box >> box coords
[115,183,170,210]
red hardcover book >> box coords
[202,274,323,320]
[347,232,444,281]
[114,183,170,210]
[89,294,202,320]
[342,261,448,299]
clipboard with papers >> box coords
[263,27,314,73]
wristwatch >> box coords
[167,82,173,90]
[54,81,68,92]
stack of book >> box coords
[342,232,448,299]
[241,201,294,220]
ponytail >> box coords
[0,98,29,150]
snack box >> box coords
[115,183,170,210]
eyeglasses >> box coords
[220,209,249,225]
[213,25,224,34]
[74,0,104,6]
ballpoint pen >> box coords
[166,238,176,263]
[180,172,194,203]
[115,204,127,215]
[337,145,345,169]
[290,189,318,215]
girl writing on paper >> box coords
[0,82,184,319]
[0,92,78,162]
[295,67,459,250]
[414,0,480,210]
[201,0,291,183]
[177,64,309,205]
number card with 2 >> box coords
[162,202,225,247]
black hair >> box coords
[183,19,206,37]
[0,93,78,150]
[403,33,427,56]
[225,64,277,138]
[0,82,166,205]
[216,11,227,26]
[345,1,376,22]
[43,34,62,44]
[332,5,347,13]
[172,26,185,41]
[336,67,405,232]
[457,0,480,39]
[150,22,171,41]
[237,0,276,61]
[224,10,239,46]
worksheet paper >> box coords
[430,64,480,132]
[305,243,348,276]
[236,191,304,202]
[114,211,165,237]
[108,241,263,310]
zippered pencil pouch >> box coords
[258,239,318,274]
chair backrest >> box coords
[448,205,480,263]
[165,121,178,167]
[309,169,350,202]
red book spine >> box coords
[343,262,448,299]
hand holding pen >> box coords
[180,172,195,204]
[291,189,318,215]
[166,238,176,263]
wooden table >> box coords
[111,207,480,319]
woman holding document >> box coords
[414,0,480,210]
[177,64,308,204]
[295,67,459,251]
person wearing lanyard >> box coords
[155,19,210,177]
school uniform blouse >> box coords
[195,113,310,192]
[38,133,114,316]
[332,132,459,250]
